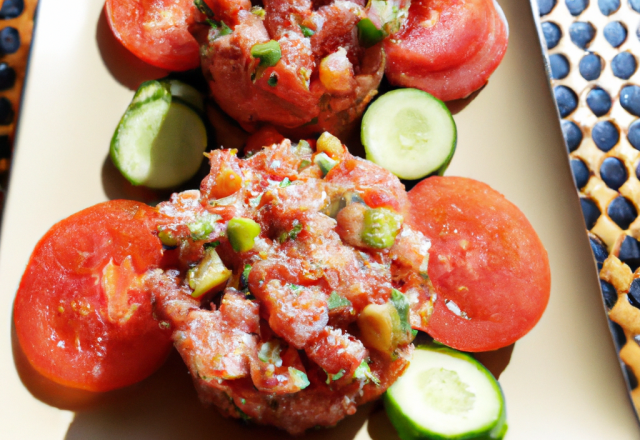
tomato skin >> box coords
[13,200,173,392]
[105,0,200,71]
[408,177,550,352]
[384,0,508,101]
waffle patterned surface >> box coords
[0,0,38,220]
[536,0,640,415]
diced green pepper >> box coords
[314,152,338,177]
[361,208,402,249]
[357,18,385,48]
[227,217,261,252]
[251,40,281,67]
[187,247,232,298]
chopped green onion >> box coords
[300,24,315,37]
[258,340,283,366]
[194,0,214,17]
[390,289,411,334]
[279,177,292,187]
[354,360,380,385]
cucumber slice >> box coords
[362,88,457,180]
[384,344,507,440]
[110,80,208,189]
[165,79,205,113]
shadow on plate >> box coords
[95,5,168,91]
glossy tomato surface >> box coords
[384,0,508,101]
[408,177,550,352]
[13,200,173,391]
[105,0,200,71]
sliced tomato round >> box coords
[105,0,200,71]
[384,0,508,101]
[408,177,550,352]
[13,200,173,392]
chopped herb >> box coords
[289,367,311,389]
[289,220,303,240]
[289,284,303,293]
[299,24,315,37]
[188,213,221,241]
[267,73,278,87]
[390,289,411,334]
[219,21,232,36]
[240,264,252,291]
[194,0,214,17]
[325,369,345,384]
[250,193,263,208]
[258,340,283,366]
[411,329,419,338]
[354,360,380,385]
[327,291,351,310]
[298,159,312,172]
[279,177,291,187]
[204,240,220,250]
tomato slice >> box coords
[105,0,200,71]
[13,200,173,392]
[384,0,508,101]
[408,177,550,352]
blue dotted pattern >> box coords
[539,0,640,399]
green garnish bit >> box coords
[204,240,220,250]
[299,24,315,37]
[289,367,310,389]
[314,152,337,177]
[218,21,232,36]
[325,369,345,384]
[298,160,311,172]
[327,291,351,310]
[267,73,278,87]
[361,208,402,249]
[289,284,303,294]
[354,360,380,385]
[250,5,265,17]
[279,220,303,243]
[251,40,281,67]
[390,289,411,334]
[279,177,292,187]
[188,213,221,241]
[357,18,385,48]
[240,264,252,291]
[227,217,261,252]
[194,0,214,17]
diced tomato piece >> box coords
[408,177,550,352]
[13,200,173,391]
[384,0,508,101]
[105,0,200,71]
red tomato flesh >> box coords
[384,0,508,101]
[408,177,550,352]
[105,0,200,71]
[13,200,173,392]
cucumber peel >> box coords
[384,344,507,440]
[362,88,457,180]
[110,80,207,189]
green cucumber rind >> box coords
[110,95,172,186]
[361,88,457,180]
[383,344,507,440]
